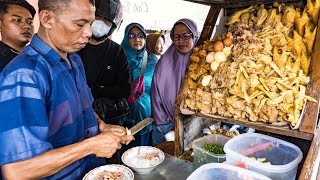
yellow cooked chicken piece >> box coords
[300,52,311,75]
[282,5,297,29]
[226,6,254,25]
[273,47,288,70]
[306,0,320,25]
[295,8,310,36]
[290,56,301,74]
[190,53,200,63]
[303,24,317,55]
[240,12,251,25]
[287,31,307,57]
[255,7,269,27]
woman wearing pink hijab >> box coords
[151,19,199,146]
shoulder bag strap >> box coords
[140,51,148,77]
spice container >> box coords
[192,134,230,168]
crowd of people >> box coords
[0,0,198,179]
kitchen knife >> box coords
[127,118,154,136]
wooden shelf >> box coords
[191,112,314,140]
[299,128,320,179]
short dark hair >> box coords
[0,0,36,19]
[38,0,95,12]
[0,3,7,19]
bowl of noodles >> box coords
[121,146,165,174]
[83,164,134,180]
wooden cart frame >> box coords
[174,0,320,179]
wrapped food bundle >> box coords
[184,2,318,128]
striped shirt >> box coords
[0,34,105,179]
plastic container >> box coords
[187,163,271,180]
[224,133,303,180]
[192,134,230,168]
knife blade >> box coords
[127,118,154,136]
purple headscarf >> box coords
[151,18,198,125]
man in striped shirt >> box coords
[0,0,133,179]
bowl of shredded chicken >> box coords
[83,164,134,180]
[122,146,165,174]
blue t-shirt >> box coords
[0,34,105,179]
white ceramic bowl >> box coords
[83,164,134,180]
[121,146,165,174]
[164,131,175,141]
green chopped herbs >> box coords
[203,143,225,154]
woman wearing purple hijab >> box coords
[151,19,199,146]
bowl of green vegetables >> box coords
[192,134,230,168]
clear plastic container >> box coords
[192,134,230,168]
[224,133,303,180]
[187,163,271,180]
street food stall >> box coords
[83,0,320,179]
[172,0,320,179]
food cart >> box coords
[172,0,320,179]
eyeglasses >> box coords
[173,33,193,41]
[128,33,145,39]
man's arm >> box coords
[2,132,124,179]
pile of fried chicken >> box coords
[184,1,318,127]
